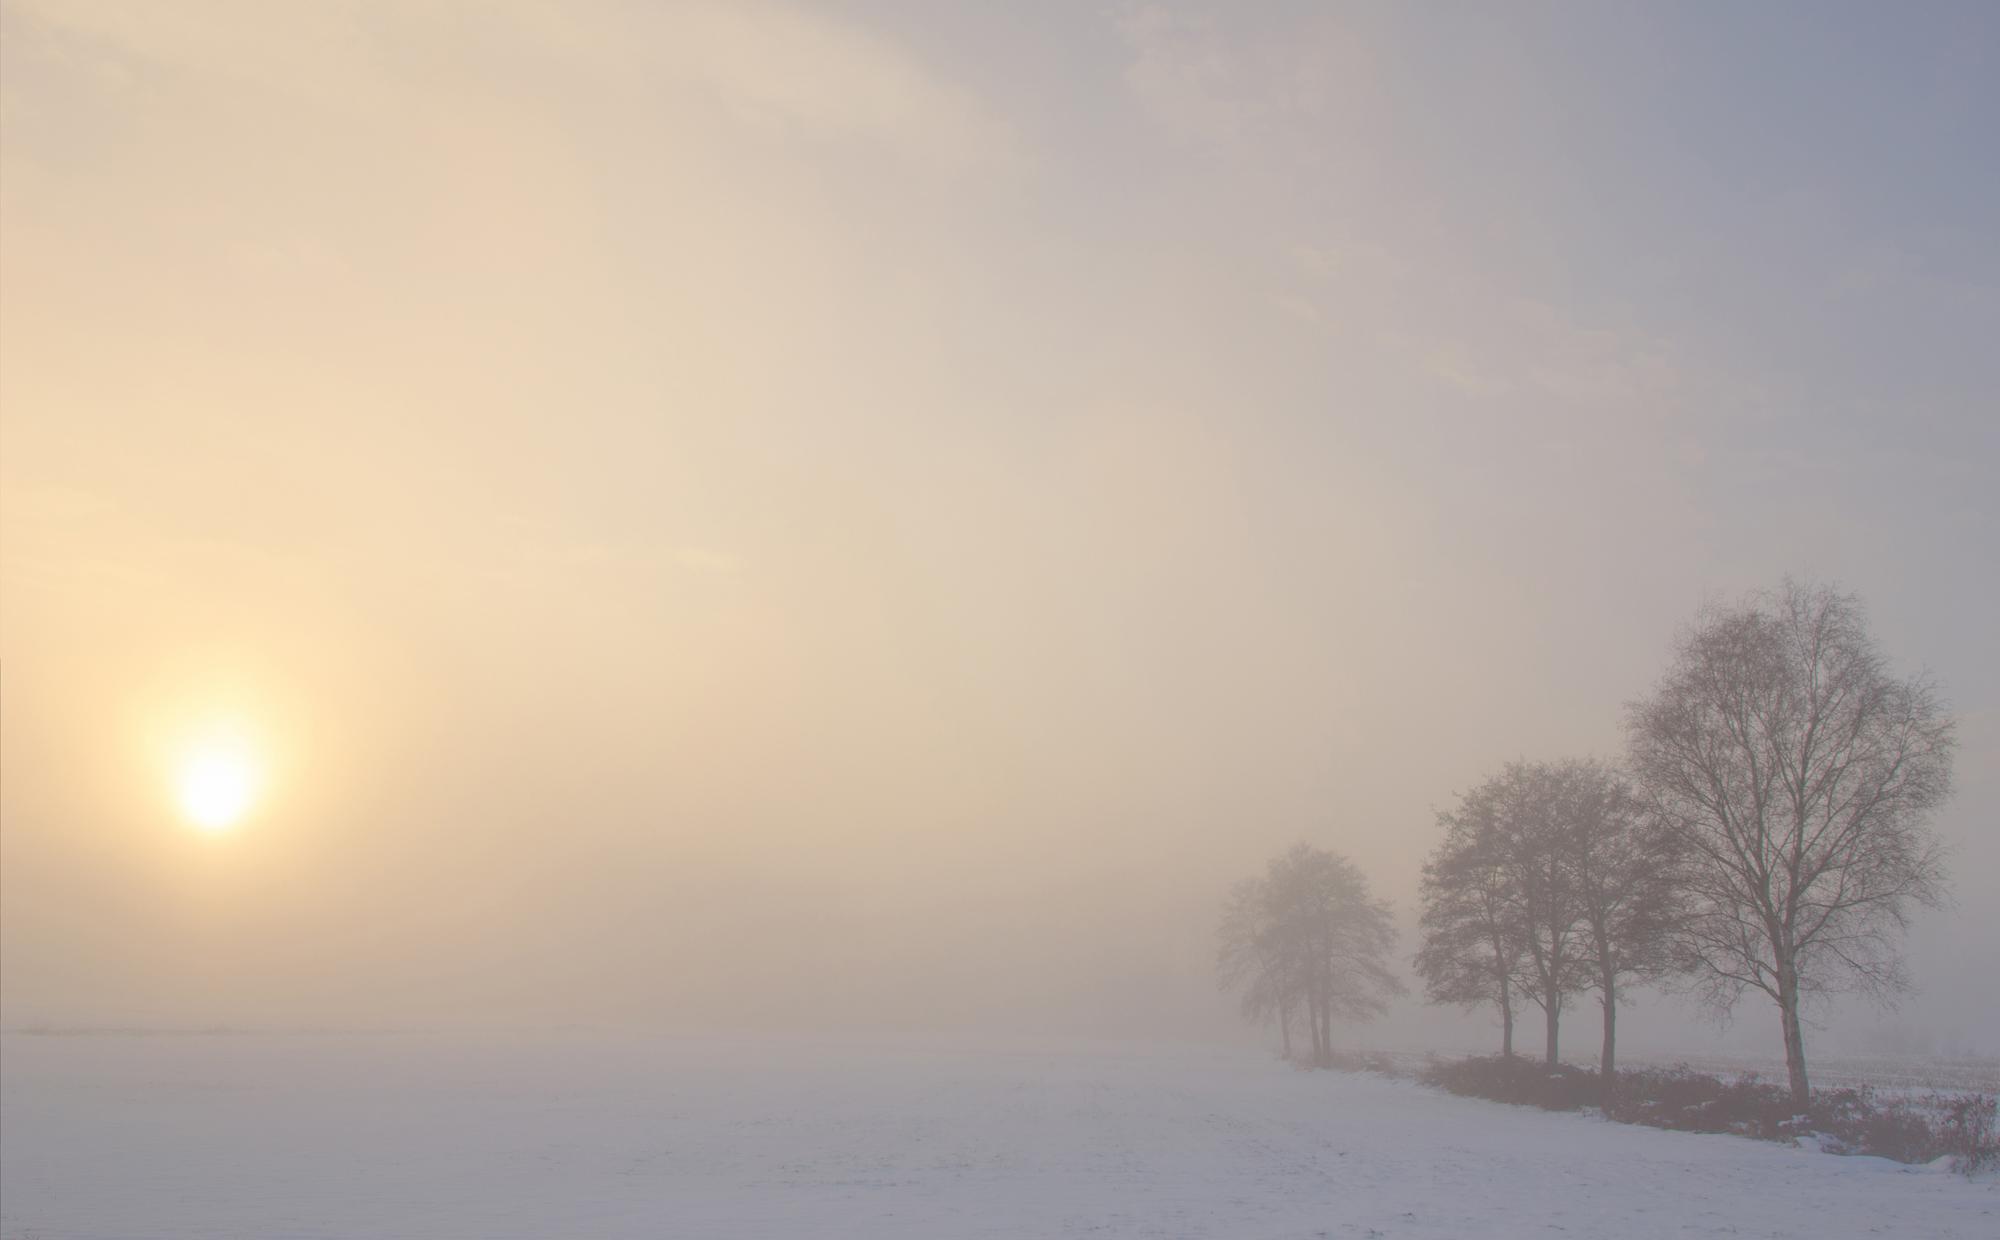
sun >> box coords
[177,744,260,832]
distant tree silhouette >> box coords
[1415,786,1524,1058]
[1480,763,1593,1067]
[1554,758,1682,1100]
[1218,843,1403,1065]
[1418,760,1675,1075]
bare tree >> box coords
[1217,876,1298,1059]
[1422,760,1682,1084]
[1217,843,1403,1065]
[1627,581,1955,1107]
[1557,758,1682,1100]
[1484,762,1594,1067]
[1415,785,1524,1058]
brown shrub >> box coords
[1415,1055,1998,1176]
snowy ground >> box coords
[2,1031,1993,1239]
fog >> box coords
[2,1,1995,1060]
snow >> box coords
[2,1031,1993,1239]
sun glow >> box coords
[177,742,261,832]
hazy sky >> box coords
[3,1,1995,1054]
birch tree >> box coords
[1626,581,1955,1107]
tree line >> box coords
[1220,581,1957,1109]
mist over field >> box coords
[5,0,1994,1055]
[2,2,1997,1236]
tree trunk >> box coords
[1278,1000,1292,1060]
[1543,993,1560,1067]
[1777,965,1811,1108]
[1598,975,1617,1106]
[1499,974,1514,1059]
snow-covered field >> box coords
[2,1031,1993,1239]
